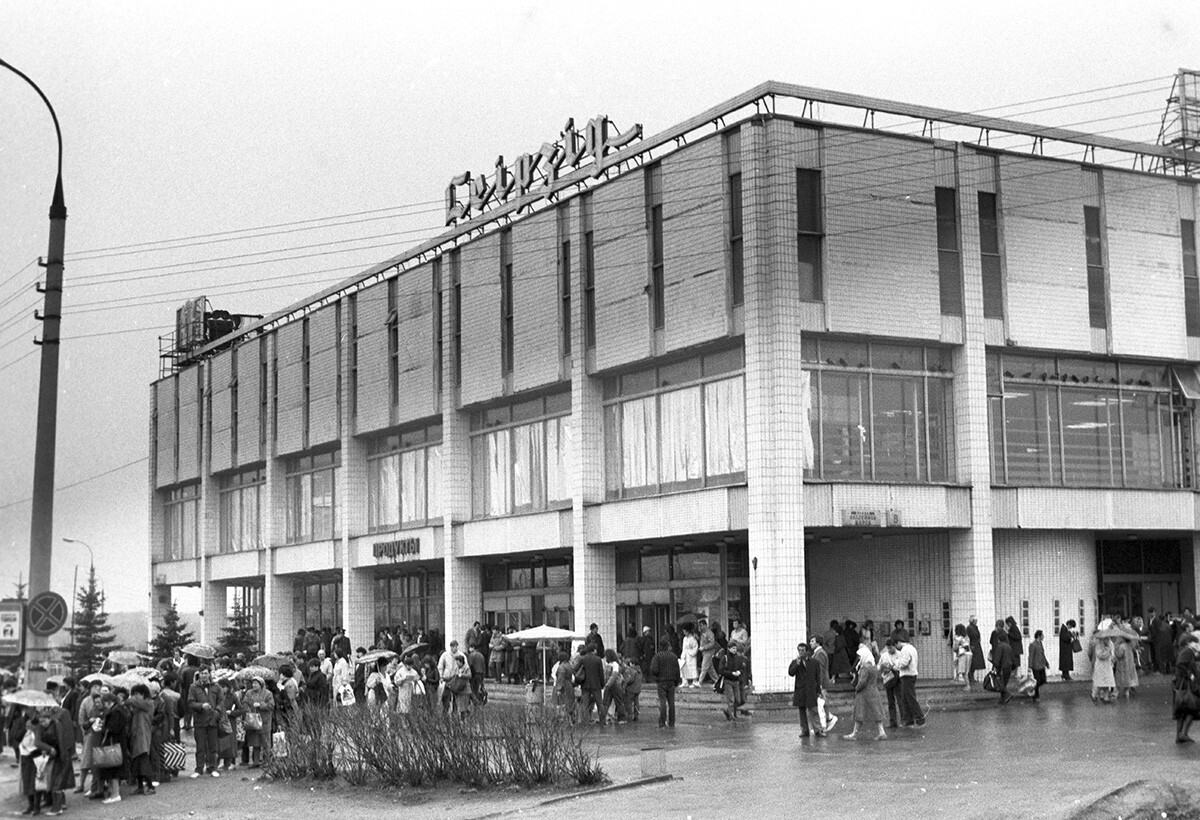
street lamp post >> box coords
[2,58,68,691]
[61,538,94,665]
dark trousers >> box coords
[1032,668,1046,697]
[602,685,625,723]
[579,688,602,723]
[194,725,218,773]
[797,706,822,735]
[657,682,677,727]
[997,668,1012,702]
[898,676,924,725]
[885,681,901,726]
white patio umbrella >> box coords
[506,624,586,707]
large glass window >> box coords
[294,581,341,631]
[285,450,340,543]
[802,339,953,483]
[1182,219,1199,337]
[604,349,746,499]
[366,424,442,531]
[374,572,443,636]
[988,352,1194,488]
[218,467,264,553]
[471,394,572,517]
[162,483,199,561]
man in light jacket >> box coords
[892,630,925,728]
[697,620,719,685]
[437,641,466,712]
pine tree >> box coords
[219,599,258,657]
[60,566,120,675]
[149,600,196,661]
[13,575,26,601]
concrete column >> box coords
[339,302,372,645]
[441,261,481,647]
[570,198,614,641]
[950,148,997,631]
[148,385,165,648]
[262,568,295,654]
[742,118,809,694]
[343,568,375,649]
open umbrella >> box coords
[211,668,236,682]
[234,665,279,683]
[507,624,586,706]
[398,642,429,658]
[251,654,289,671]
[2,690,59,708]
[107,650,144,667]
[126,667,162,679]
[80,672,115,687]
[182,642,217,660]
[109,673,151,692]
[1093,628,1125,640]
[356,649,397,666]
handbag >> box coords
[982,671,999,693]
[93,742,123,769]
[1174,685,1198,713]
[1070,637,1083,653]
[884,672,900,692]
[713,675,724,695]
[272,730,288,759]
[235,718,246,743]
[34,757,51,792]
[161,741,186,772]
[244,711,263,731]
[218,712,232,737]
[447,675,469,695]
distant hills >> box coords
[51,611,180,656]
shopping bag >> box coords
[982,671,999,693]
[272,730,289,759]
[161,742,186,772]
[1016,673,1037,696]
[817,695,830,729]
[34,757,50,792]
[92,743,124,769]
[244,711,263,731]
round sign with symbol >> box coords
[27,592,69,637]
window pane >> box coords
[798,235,822,301]
[182,498,196,558]
[989,394,1006,484]
[981,254,1004,319]
[427,445,442,520]
[1061,388,1120,486]
[529,422,546,509]
[641,553,669,583]
[796,169,821,232]
[660,387,704,485]
[228,490,241,552]
[312,469,334,540]
[621,397,658,489]
[873,375,924,482]
[376,455,401,530]
[401,448,424,523]
[1122,392,1167,488]
[512,425,533,509]
[487,429,512,516]
[820,373,871,479]
[673,550,720,581]
[1003,385,1059,484]
[704,376,746,477]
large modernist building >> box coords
[149,80,1200,692]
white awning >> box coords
[1171,365,1200,401]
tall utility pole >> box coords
[1,58,66,689]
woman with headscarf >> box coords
[680,627,699,688]
[17,707,55,816]
[393,657,421,715]
[843,645,886,741]
[1173,632,1200,743]
[1089,621,1117,704]
[126,683,156,795]
[241,677,274,769]
[1113,629,1140,700]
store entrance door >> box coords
[616,604,672,652]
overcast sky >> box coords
[1,1,1197,617]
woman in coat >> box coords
[1090,625,1117,704]
[966,617,986,689]
[1113,634,1139,699]
[17,707,55,816]
[1005,616,1024,671]
[93,693,130,804]
[1173,632,1200,743]
[552,651,576,720]
[241,677,274,768]
[843,646,886,741]
[393,657,421,715]
[1059,620,1078,680]
[680,628,699,687]
[126,684,156,794]
[952,624,972,688]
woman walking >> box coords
[843,646,886,741]
[952,624,971,689]
[553,651,576,721]
[1090,622,1117,704]
[1173,632,1200,743]
[681,627,699,688]
[17,707,55,816]
[1059,619,1078,681]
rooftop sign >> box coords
[445,115,642,226]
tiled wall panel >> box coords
[822,129,942,340]
[308,303,340,447]
[662,137,729,352]
[177,367,201,481]
[1106,170,1187,359]
[355,282,390,434]
[209,351,233,473]
[276,321,305,455]
[593,173,651,370]
[511,211,562,393]
[236,339,262,465]
[459,234,503,406]
[805,532,954,678]
[1000,156,1091,351]
[992,530,1096,677]
[395,265,439,423]
[155,377,176,488]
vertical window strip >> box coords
[230,347,239,464]
[501,230,514,376]
[978,191,1004,319]
[729,171,744,307]
[1182,219,1199,336]
[936,186,963,316]
[348,293,358,422]
[1084,205,1108,329]
[433,259,443,395]
[796,168,824,301]
[302,318,311,446]
[584,223,596,349]
[646,165,665,330]
[560,236,572,357]
[452,250,463,387]
[387,279,399,410]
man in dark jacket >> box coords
[468,645,488,704]
[648,638,681,728]
[187,667,222,777]
[638,627,657,677]
[720,643,751,721]
[993,629,1015,704]
[575,647,606,724]
[584,623,605,658]
[306,660,330,707]
[179,658,199,731]
[788,643,824,737]
[332,628,351,660]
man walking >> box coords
[992,624,1015,705]
[648,638,681,728]
[720,643,751,720]
[575,646,606,724]
[789,642,825,738]
[808,635,838,733]
[697,620,718,685]
[892,630,925,728]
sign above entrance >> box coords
[374,537,420,561]
[841,508,901,528]
[444,115,643,226]
[0,601,23,657]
